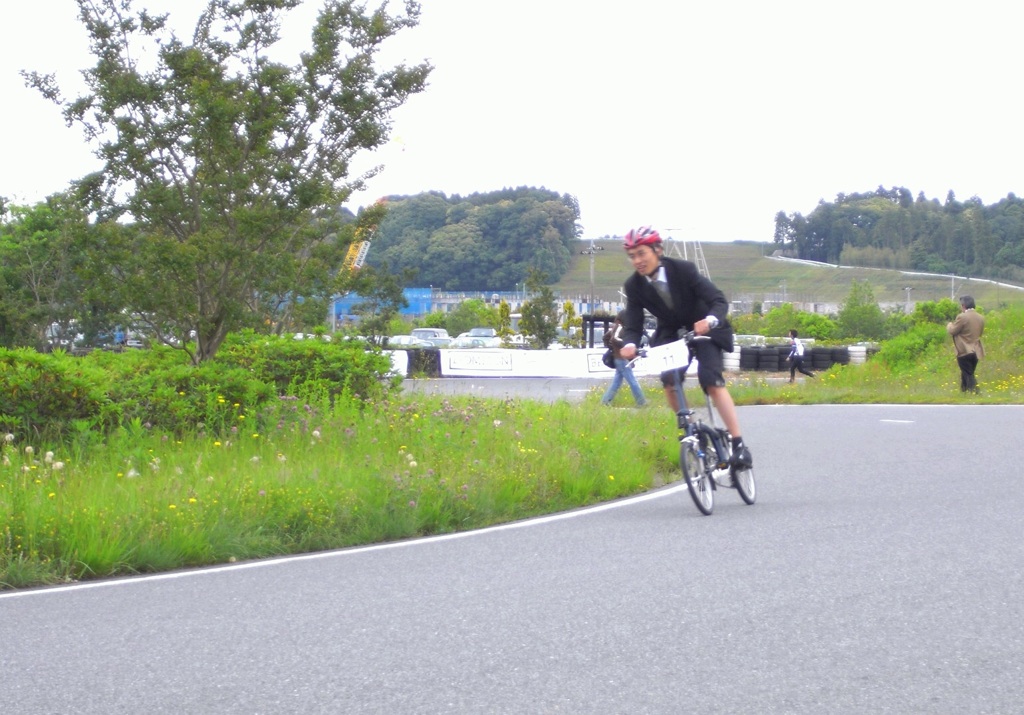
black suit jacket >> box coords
[620,257,733,351]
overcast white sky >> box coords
[2,1,1022,242]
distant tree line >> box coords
[774,187,1024,283]
[367,187,581,291]
[730,279,964,343]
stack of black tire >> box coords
[735,345,851,372]
[739,346,760,371]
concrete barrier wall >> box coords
[391,344,868,378]
[432,348,698,379]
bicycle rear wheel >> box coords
[680,438,714,515]
[733,466,756,505]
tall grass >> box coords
[1,392,678,589]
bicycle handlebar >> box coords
[679,330,713,344]
[629,330,711,368]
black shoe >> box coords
[730,445,753,470]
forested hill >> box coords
[365,187,580,291]
[774,187,1024,283]
[366,185,1024,291]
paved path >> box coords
[3,405,1023,714]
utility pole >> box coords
[579,238,604,313]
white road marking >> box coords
[0,483,689,600]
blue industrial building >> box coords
[332,288,433,325]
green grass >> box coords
[556,239,1024,309]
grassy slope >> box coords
[555,240,1024,309]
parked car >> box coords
[410,327,451,348]
[463,327,498,338]
[449,335,502,349]
[387,335,435,349]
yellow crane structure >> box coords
[342,238,371,272]
[341,198,386,273]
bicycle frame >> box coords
[668,356,731,475]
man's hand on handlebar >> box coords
[692,319,712,335]
[620,344,638,360]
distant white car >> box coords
[410,328,451,348]
[467,327,498,338]
[449,335,502,349]
[387,335,435,349]
[457,327,498,340]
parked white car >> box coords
[457,327,498,339]
[410,328,451,347]
[449,335,502,349]
[387,335,435,349]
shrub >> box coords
[874,323,947,372]
[216,330,396,401]
[1,333,398,439]
[0,348,119,438]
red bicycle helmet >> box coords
[623,226,662,250]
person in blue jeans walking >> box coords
[601,312,647,407]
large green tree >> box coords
[25,0,430,363]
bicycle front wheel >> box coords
[734,466,756,505]
[680,439,714,515]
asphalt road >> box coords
[399,376,612,403]
[3,404,1023,714]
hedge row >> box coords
[0,331,397,440]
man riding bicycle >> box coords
[617,226,752,470]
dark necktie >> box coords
[653,279,673,309]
